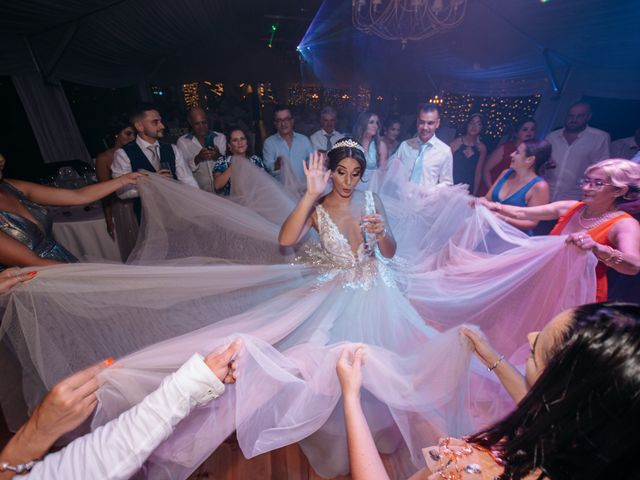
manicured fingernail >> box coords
[104,357,115,366]
[27,271,37,277]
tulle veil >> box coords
[0,157,596,479]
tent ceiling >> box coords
[1,0,638,96]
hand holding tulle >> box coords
[475,197,499,211]
[302,151,330,198]
[460,327,501,369]
[26,358,112,455]
[336,346,364,398]
[119,171,147,187]
[205,339,242,384]
[0,269,36,294]
[565,232,597,251]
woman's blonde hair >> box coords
[585,159,640,202]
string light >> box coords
[182,82,200,108]
[441,92,541,140]
[287,84,373,111]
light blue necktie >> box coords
[410,142,431,184]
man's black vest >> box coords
[122,142,177,222]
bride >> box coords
[1,140,597,479]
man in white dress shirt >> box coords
[310,106,342,153]
[544,102,610,201]
[390,104,453,188]
[111,103,198,220]
[611,127,640,161]
[176,107,227,192]
[262,106,313,182]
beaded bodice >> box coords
[303,190,395,290]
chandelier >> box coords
[352,0,467,47]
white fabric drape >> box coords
[12,73,91,164]
[0,161,596,478]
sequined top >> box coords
[0,181,77,269]
[300,190,395,290]
[423,437,541,480]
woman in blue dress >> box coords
[352,112,388,171]
[212,127,267,196]
[0,153,143,269]
[485,139,550,234]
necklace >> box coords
[578,207,618,229]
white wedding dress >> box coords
[0,160,597,479]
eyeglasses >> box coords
[577,177,612,190]
[275,117,293,124]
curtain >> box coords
[12,72,91,164]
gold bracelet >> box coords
[600,246,624,266]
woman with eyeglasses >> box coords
[479,159,640,301]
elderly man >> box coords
[390,104,453,188]
[544,102,610,201]
[262,105,313,182]
[176,107,226,192]
[112,103,197,219]
[310,106,342,153]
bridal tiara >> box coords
[329,139,365,154]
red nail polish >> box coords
[104,357,115,366]
[27,271,37,277]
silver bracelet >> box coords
[487,354,505,372]
[0,460,37,474]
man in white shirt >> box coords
[176,107,227,192]
[390,104,453,188]
[111,104,198,220]
[544,102,610,201]
[310,106,342,153]
[611,127,640,161]
[263,106,313,182]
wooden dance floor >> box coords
[187,436,405,480]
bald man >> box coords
[176,107,227,192]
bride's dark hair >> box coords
[468,302,640,479]
[327,137,367,173]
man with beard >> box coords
[544,102,610,201]
[391,104,453,188]
[112,103,198,220]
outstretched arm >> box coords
[461,327,527,403]
[13,341,241,480]
[337,347,389,480]
[6,173,144,208]
[478,197,575,222]
[278,152,329,246]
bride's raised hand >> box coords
[302,151,330,198]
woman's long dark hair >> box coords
[522,139,551,175]
[469,303,640,479]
